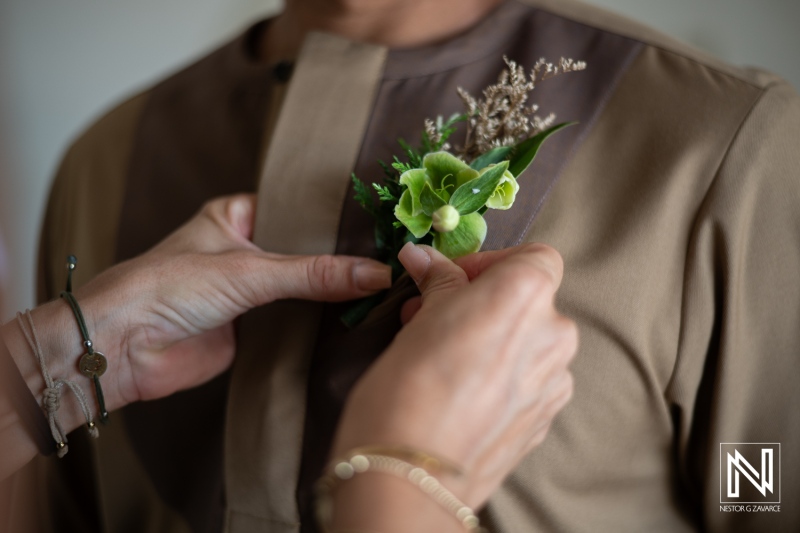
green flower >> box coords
[485,170,519,210]
[432,205,460,232]
[394,188,432,238]
[394,151,510,258]
[433,212,487,258]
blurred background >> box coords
[1,0,799,317]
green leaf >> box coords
[397,138,422,168]
[508,122,575,178]
[433,212,487,259]
[422,114,470,153]
[448,161,509,215]
[392,156,413,174]
[372,183,397,202]
[434,113,468,151]
[442,112,468,129]
[469,146,513,170]
[454,168,479,189]
[420,183,447,216]
[398,168,430,216]
[352,173,376,216]
[394,189,432,238]
[422,151,470,190]
[379,160,397,180]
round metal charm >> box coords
[79,351,108,378]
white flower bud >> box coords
[432,205,460,233]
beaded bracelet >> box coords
[316,446,484,533]
[60,255,109,424]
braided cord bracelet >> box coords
[0,332,55,455]
[60,255,109,424]
[15,310,98,457]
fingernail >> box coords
[398,242,431,283]
[354,262,392,291]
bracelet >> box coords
[0,332,55,456]
[15,310,99,458]
[316,447,484,533]
[60,255,109,424]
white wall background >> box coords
[1,0,799,318]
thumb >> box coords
[248,253,392,303]
[220,193,257,243]
[398,243,469,302]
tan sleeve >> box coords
[668,79,800,530]
[36,91,149,303]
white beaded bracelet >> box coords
[316,447,485,532]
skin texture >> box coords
[80,194,392,407]
[0,194,391,480]
[1,195,577,532]
[330,242,577,532]
[259,0,505,64]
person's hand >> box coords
[332,242,577,508]
[76,194,391,410]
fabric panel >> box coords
[225,32,387,531]
[668,79,800,531]
[482,44,786,532]
[35,90,150,533]
[297,8,644,530]
[112,27,274,533]
[37,92,149,300]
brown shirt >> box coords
[26,0,800,531]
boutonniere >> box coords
[344,56,586,325]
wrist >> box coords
[333,387,481,507]
[319,447,482,533]
[1,295,130,437]
[328,471,467,533]
[2,302,87,438]
[71,274,138,410]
